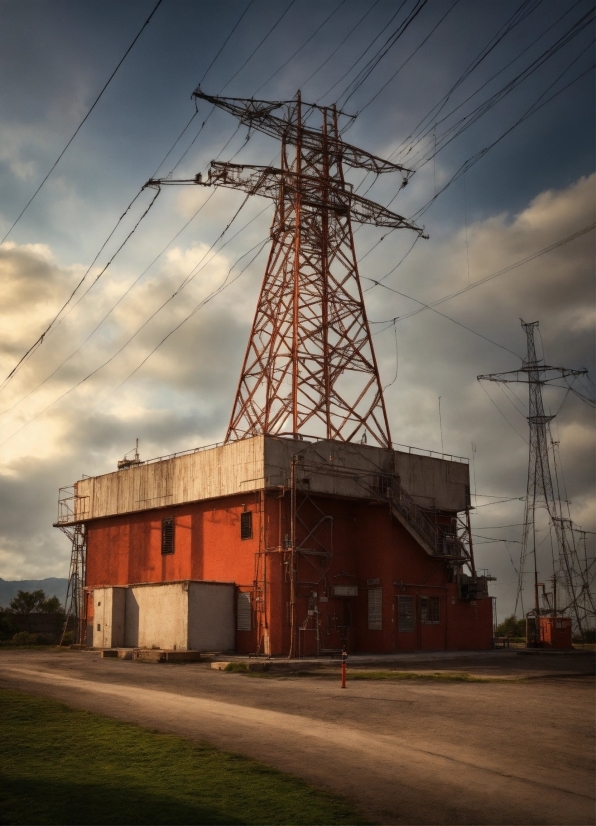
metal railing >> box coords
[392,442,469,464]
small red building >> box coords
[57,435,494,655]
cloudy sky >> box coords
[0,0,594,620]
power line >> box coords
[389,0,548,160]
[198,0,255,86]
[0,0,163,245]
[408,14,595,172]
[390,0,582,159]
[478,381,528,442]
[317,1,410,102]
[355,0,461,116]
[383,223,594,322]
[0,189,218,418]
[367,280,521,357]
[254,0,348,95]
[101,237,270,405]
[219,0,299,93]
[0,187,159,392]
[300,0,383,91]
[0,237,270,449]
[340,0,430,107]
[411,60,595,219]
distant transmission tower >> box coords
[148,90,426,447]
[478,319,595,641]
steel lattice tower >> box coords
[148,90,426,447]
[478,319,595,639]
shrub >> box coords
[0,611,17,640]
[496,615,526,638]
[61,631,75,646]
[12,631,53,646]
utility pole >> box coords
[478,319,593,641]
[147,90,426,448]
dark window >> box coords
[240,511,253,540]
[420,595,440,623]
[398,596,414,632]
[161,517,174,555]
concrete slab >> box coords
[132,649,202,663]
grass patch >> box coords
[0,687,368,825]
[347,670,496,682]
[223,661,249,672]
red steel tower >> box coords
[149,90,426,447]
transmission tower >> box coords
[478,319,595,641]
[147,90,426,447]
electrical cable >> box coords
[0,189,218,418]
[392,0,578,162]
[0,233,271,449]
[300,0,382,91]
[355,0,461,116]
[101,237,270,404]
[411,59,595,219]
[375,223,594,321]
[340,0,430,107]
[478,381,528,442]
[219,0,299,93]
[254,0,348,95]
[389,0,548,159]
[408,19,595,172]
[367,280,521,357]
[198,0,256,86]
[1,0,163,245]
[0,188,157,392]
[317,1,410,102]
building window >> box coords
[368,588,382,630]
[420,596,440,623]
[237,592,252,631]
[398,596,415,632]
[161,517,174,555]
[240,510,253,540]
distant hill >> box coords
[0,578,68,609]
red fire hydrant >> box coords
[341,648,347,689]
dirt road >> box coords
[1,650,593,825]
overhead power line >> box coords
[0,0,163,245]
[390,223,595,321]
[0,187,160,393]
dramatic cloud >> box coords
[0,2,593,618]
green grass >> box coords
[347,670,496,682]
[221,666,502,682]
[0,687,369,825]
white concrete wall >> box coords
[125,582,189,650]
[75,436,266,521]
[188,582,235,652]
[73,434,469,523]
[92,587,126,648]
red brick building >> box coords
[57,435,494,655]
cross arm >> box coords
[193,89,412,177]
[147,162,426,234]
[478,366,588,383]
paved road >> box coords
[1,650,594,825]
